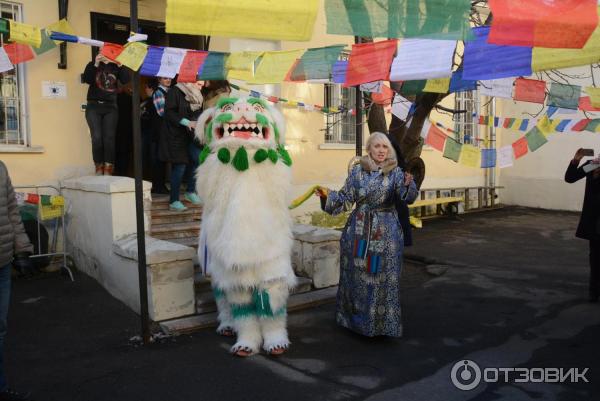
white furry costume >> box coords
[195,97,296,356]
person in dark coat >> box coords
[158,80,204,211]
[564,148,600,302]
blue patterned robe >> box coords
[324,164,418,337]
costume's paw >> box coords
[231,341,258,357]
[263,340,290,356]
[216,324,236,337]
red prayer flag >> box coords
[371,84,395,106]
[578,97,600,112]
[571,119,592,132]
[3,43,34,64]
[512,137,529,159]
[178,50,208,83]
[284,59,303,82]
[513,78,546,104]
[488,0,597,49]
[101,43,124,61]
[25,193,39,204]
[425,125,447,152]
[344,39,397,87]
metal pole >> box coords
[354,36,363,156]
[129,0,151,345]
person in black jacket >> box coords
[82,53,130,176]
[158,80,204,211]
[564,148,600,302]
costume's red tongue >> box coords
[231,131,253,139]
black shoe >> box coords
[0,389,32,401]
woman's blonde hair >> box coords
[366,132,397,161]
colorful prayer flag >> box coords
[426,125,447,152]
[332,60,348,84]
[33,29,57,56]
[547,83,581,110]
[179,51,208,83]
[513,78,546,104]
[488,0,597,49]
[166,0,318,41]
[481,149,496,168]
[463,26,532,80]
[400,80,426,96]
[443,138,462,162]
[0,48,13,73]
[198,52,228,80]
[9,20,42,48]
[512,137,529,159]
[46,19,75,44]
[579,96,600,112]
[344,40,397,87]
[525,127,548,152]
[423,78,451,94]
[571,119,592,132]
[371,85,395,106]
[498,145,514,168]
[250,49,304,84]
[115,42,148,71]
[100,43,124,62]
[3,43,34,64]
[459,145,481,168]
[449,69,477,93]
[324,0,472,40]
[289,45,345,81]
[585,87,600,108]
[157,47,187,79]
[140,46,164,76]
[389,39,456,81]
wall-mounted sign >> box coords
[42,81,67,99]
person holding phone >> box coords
[565,148,600,302]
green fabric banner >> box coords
[199,52,229,80]
[443,138,462,162]
[33,29,57,56]
[290,45,345,81]
[400,80,426,95]
[325,0,472,40]
[525,127,548,152]
[547,83,581,110]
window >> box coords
[0,2,28,147]
[453,90,479,145]
[324,84,357,144]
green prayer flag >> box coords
[40,195,52,206]
[525,127,548,152]
[0,19,8,35]
[584,118,600,132]
[547,83,581,110]
[33,29,57,56]
[443,138,462,162]
[290,45,346,81]
[325,0,472,40]
[400,80,426,96]
[199,52,228,80]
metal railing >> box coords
[413,186,503,219]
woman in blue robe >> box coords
[316,132,418,337]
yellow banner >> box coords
[249,49,304,84]
[9,20,42,48]
[532,7,600,72]
[585,86,600,107]
[423,78,451,93]
[459,145,481,168]
[166,0,318,41]
[115,42,148,71]
[40,205,63,220]
[226,51,262,72]
[536,115,553,137]
[46,19,76,44]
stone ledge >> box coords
[113,234,196,265]
[62,176,151,194]
[293,224,341,243]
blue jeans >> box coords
[169,143,201,203]
[0,264,11,392]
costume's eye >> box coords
[252,103,265,113]
[221,103,233,112]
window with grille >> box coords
[453,90,479,145]
[324,84,356,144]
[0,2,28,147]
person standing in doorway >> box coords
[565,148,600,302]
[150,77,172,194]
[82,53,130,176]
[0,161,34,401]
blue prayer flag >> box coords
[449,68,477,93]
[556,119,571,132]
[463,27,532,81]
[140,46,164,77]
[481,148,497,168]
[519,119,529,131]
[332,60,348,84]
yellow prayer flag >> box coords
[532,7,600,72]
[287,100,298,107]
[46,19,76,44]
[536,115,553,137]
[40,205,63,220]
[249,49,304,84]
[115,42,148,71]
[166,0,318,41]
[226,51,262,72]
[514,119,522,130]
[9,20,42,48]
[585,86,600,108]
[459,145,481,168]
[423,78,451,94]
[549,119,561,133]
[227,69,255,82]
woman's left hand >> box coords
[404,172,413,186]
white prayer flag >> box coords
[389,39,456,81]
[303,104,315,112]
[78,37,104,47]
[498,145,514,168]
[479,78,514,99]
[157,47,187,78]
[420,119,432,140]
[360,80,383,93]
[0,48,14,73]
[128,33,148,43]
[391,94,411,121]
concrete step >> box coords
[150,221,199,234]
[150,194,203,211]
[151,208,202,224]
[291,276,312,295]
[169,237,199,249]
[160,286,338,335]
[152,230,200,241]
